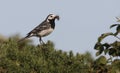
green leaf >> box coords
[108,48,116,56]
[110,24,120,29]
[102,43,110,49]
[110,24,120,36]
[111,59,120,72]
[94,42,101,50]
[96,51,101,56]
[115,25,120,36]
[98,32,113,42]
[104,49,109,55]
[96,56,107,65]
[96,49,104,56]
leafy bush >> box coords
[0,35,93,73]
[94,18,120,73]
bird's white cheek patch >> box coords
[39,28,54,37]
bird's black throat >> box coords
[49,20,55,29]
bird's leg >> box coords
[39,37,45,44]
[39,37,42,44]
[41,39,45,44]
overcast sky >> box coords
[0,0,120,56]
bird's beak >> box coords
[55,15,60,20]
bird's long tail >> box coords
[18,36,30,42]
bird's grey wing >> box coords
[27,21,50,37]
[18,21,50,42]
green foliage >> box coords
[0,35,94,73]
[111,59,120,73]
[94,27,120,57]
[98,32,114,43]
[110,24,120,36]
[94,20,120,73]
[95,56,107,65]
[92,56,108,73]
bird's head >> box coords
[46,14,60,22]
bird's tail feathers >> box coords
[18,36,30,42]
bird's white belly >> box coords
[38,28,54,37]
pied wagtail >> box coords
[19,14,59,44]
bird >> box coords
[18,14,60,44]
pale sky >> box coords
[0,0,120,57]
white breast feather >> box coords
[38,28,54,37]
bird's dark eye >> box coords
[50,16,53,17]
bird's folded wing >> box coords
[27,21,50,36]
